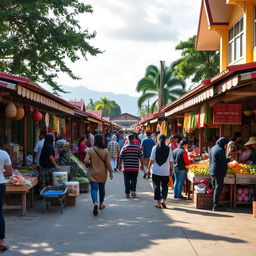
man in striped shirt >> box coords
[119,134,143,198]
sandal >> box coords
[161,202,167,209]
[155,205,162,209]
[0,244,9,252]
[93,205,98,216]
[99,204,105,210]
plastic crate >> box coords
[194,193,213,209]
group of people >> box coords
[81,130,193,216]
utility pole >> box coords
[158,60,165,111]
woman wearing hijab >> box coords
[39,134,60,189]
[85,134,113,216]
[147,135,174,208]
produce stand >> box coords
[4,177,38,216]
[234,174,256,208]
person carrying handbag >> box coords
[85,134,113,216]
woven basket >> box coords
[194,193,213,209]
[66,196,76,206]
[79,182,90,193]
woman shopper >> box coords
[173,140,192,199]
[39,134,60,189]
[0,139,13,252]
[147,135,174,208]
[85,134,113,216]
[78,136,88,162]
[107,135,120,171]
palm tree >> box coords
[86,98,95,110]
[172,35,219,86]
[94,97,121,117]
[136,63,186,112]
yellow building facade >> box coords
[196,0,256,71]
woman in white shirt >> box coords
[147,135,174,209]
[0,139,13,252]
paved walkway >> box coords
[4,172,256,256]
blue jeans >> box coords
[0,184,6,239]
[174,170,186,198]
[90,181,105,204]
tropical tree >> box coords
[86,99,96,110]
[136,63,186,112]
[172,35,220,86]
[94,97,121,117]
[0,1,102,94]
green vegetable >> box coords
[71,177,89,183]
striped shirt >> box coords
[107,141,120,158]
[120,143,143,171]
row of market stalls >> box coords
[136,62,256,152]
[0,72,119,165]
[135,62,256,209]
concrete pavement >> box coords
[4,171,256,256]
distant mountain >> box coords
[60,85,139,116]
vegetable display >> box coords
[71,177,89,183]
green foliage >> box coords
[86,98,96,110]
[172,35,220,85]
[0,0,102,94]
[136,64,186,111]
[94,97,121,117]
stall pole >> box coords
[23,113,28,164]
[199,128,203,155]
[220,124,224,137]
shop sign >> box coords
[213,104,242,124]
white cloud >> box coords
[54,0,202,96]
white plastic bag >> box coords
[194,184,206,194]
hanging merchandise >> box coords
[160,120,167,135]
[28,106,33,113]
[146,125,151,131]
[55,117,60,134]
[45,113,50,128]
[15,107,25,120]
[33,111,42,123]
[157,123,161,131]
[5,102,17,118]
[183,113,190,131]
[189,112,197,130]
[49,115,56,132]
[60,118,66,135]
[199,103,211,128]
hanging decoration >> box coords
[15,107,25,120]
[160,120,167,135]
[32,111,42,123]
[45,113,50,128]
[5,102,17,118]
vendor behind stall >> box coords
[39,134,60,189]
[245,136,256,165]
[239,137,255,164]
[226,132,242,161]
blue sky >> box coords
[54,0,201,96]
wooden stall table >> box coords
[186,172,211,199]
[4,177,38,216]
[186,172,235,207]
[234,174,256,208]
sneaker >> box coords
[125,194,130,198]
[131,191,136,198]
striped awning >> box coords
[17,85,74,115]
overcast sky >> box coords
[55,0,201,97]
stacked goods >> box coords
[246,166,256,175]
[71,177,89,193]
[227,161,249,174]
[187,160,209,175]
[236,187,254,202]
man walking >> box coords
[33,131,46,170]
[141,131,155,178]
[209,137,229,211]
[119,134,143,198]
[107,135,120,171]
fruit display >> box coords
[228,161,251,174]
[246,165,256,175]
[187,160,209,175]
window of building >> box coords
[228,17,244,64]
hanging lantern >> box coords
[15,107,25,120]
[33,111,42,123]
[5,102,17,118]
